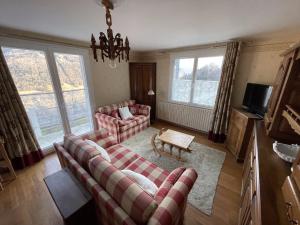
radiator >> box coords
[157,101,213,133]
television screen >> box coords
[242,83,272,117]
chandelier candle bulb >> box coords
[90,0,130,66]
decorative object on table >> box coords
[273,141,300,163]
[208,41,241,143]
[90,0,130,68]
[122,127,226,215]
[0,136,17,191]
[44,168,97,225]
[0,49,43,169]
[129,63,156,121]
[152,128,194,162]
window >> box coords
[1,39,94,150]
[170,51,224,108]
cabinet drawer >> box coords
[282,176,300,224]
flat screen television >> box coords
[242,83,272,117]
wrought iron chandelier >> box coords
[91,0,130,68]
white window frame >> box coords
[0,37,96,150]
[169,47,226,109]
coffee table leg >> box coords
[178,149,181,160]
[170,146,173,155]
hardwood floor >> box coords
[0,121,242,225]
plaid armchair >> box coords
[95,100,151,143]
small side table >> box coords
[44,169,97,225]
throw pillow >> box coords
[85,139,111,162]
[122,169,158,196]
[119,106,133,120]
[111,110,121,119]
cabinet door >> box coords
[266,56,292,121]
[226,110,247,156]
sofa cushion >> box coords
[85,139,111,162]
[99,104,119,115]
[133,115,148,125]
[111,110,121,119]
[122,169,158,196]
[125,157,169,187]
[129,105,138,115]
[119,120,137,132]
[106,144,139,169]
[64,134,101,169]
[121,100,136,107]
[81,128,110,141]
[154,167,186,204]
[89,156,158,224]
[82,129,118,149]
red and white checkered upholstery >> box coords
[54,143,136,225]
[119,120,137,132]
[89,156,158,224]
[106,144,139,169]
[148,168,198,225]
[55,130,198,225]
[95,100,151,143]
[81,129,118,149]
[154,167,186,203]
[125,156,169,187]
[63,134,100,169]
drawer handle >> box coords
[286,202,299,225]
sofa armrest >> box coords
[148,168,198,225]
[136,104,151,116]
[95,113,119,141]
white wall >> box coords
[139,40,297,110]
[89,56,130,108]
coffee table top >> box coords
[158,129,195,149]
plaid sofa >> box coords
[54,129,198,225]
[95,100,151,143]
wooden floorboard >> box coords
[0,121,242,225]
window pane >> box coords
[171,58,194,102]
[2,47,64,149]
[192,56,224,107]
[54,53,93,135]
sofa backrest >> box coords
[89,155,158,224]
[63,134,101,170]
[98,100,136,115]
[81,129,118,149]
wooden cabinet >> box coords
[239,130,259,225]
[238,121,290,225]
[226,108,260,161]
[129,63,156,121]
[265,45,300,144]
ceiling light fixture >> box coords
[91,0,130,68]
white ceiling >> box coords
[0,0,300,51]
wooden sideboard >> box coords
[238,121,290,225]
[226,108,260,162]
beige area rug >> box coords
[122,127,226,215]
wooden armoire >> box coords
[265,44,300,144]
[129,63,156,121]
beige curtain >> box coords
[0,48,43,169]
[208,41,241,142]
